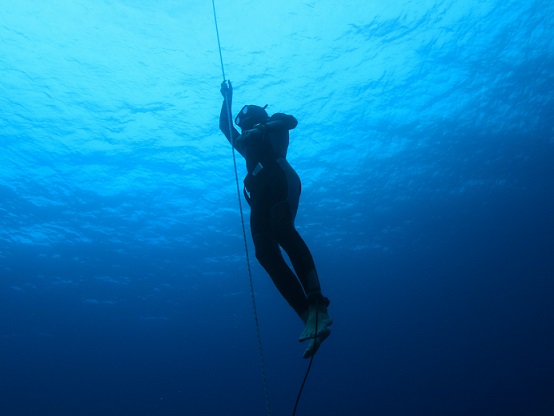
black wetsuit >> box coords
[220,103,321,317]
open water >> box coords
[1,1,553,415]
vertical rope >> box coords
[292,307,318,415]
[211,0,226,81]
[211,1,271,415]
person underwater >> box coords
[219,80,333,358]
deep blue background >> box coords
[1,1,553,415]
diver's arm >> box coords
[257,113,298,132]
[219,100,240,142]
[219,81,245,156]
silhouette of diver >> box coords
[219,80,332,358]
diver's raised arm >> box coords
[219,81,242,153]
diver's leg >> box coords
[270,201,333,346]
[271,204,322,297]
[253,233,309,317]
[271,161,325,298]
[250,192,308,318]
[254,229,330,358]
[270,162,333,350]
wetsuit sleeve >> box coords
[265,113,298,131]
[219,99,245,156]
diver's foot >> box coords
[298,303,333,342]
[302,327,331,359]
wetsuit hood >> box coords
[235,104,269,130]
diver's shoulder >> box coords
[269,113,298,129]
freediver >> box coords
[219,80,333,358]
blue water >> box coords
[1,1,553,415]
